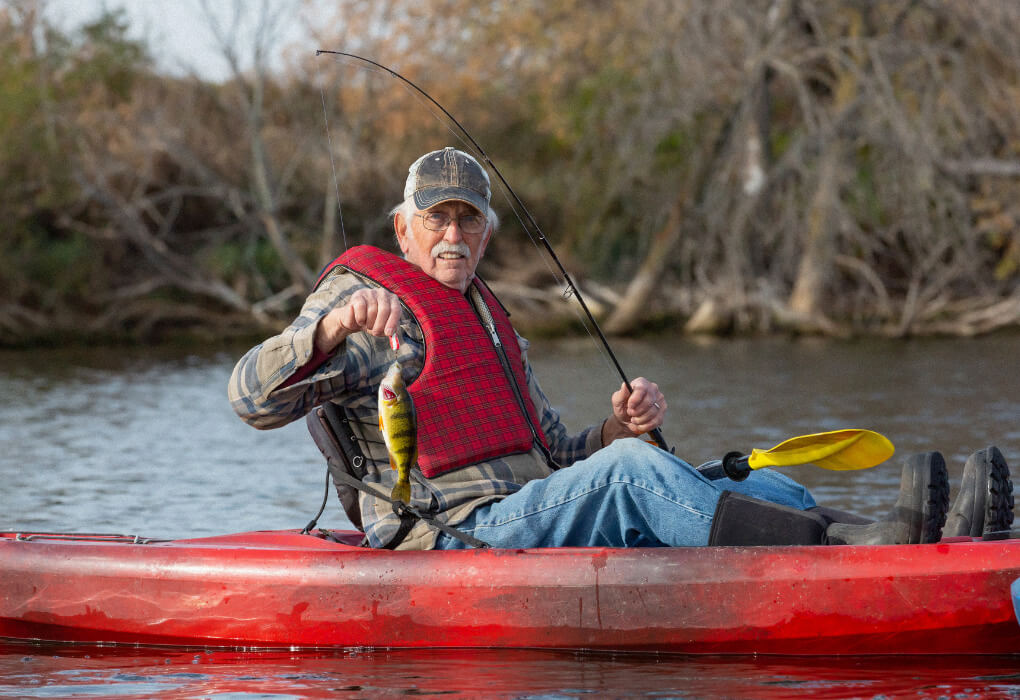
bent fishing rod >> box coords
[316,50,670,452]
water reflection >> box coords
[2,642,1019,699]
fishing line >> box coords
[315,57,348,250]
[385,83,600,349]
[315,50,669,451]
[384,82,616,371]
[318,54,586,314]
[316,52,609,344]
[319,53,607,360]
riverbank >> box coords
[4,279,1019,349]
[5,3,1019,353]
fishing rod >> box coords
[316,50,670,451]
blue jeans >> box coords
[435,438,817,549]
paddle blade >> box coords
[747,429,894,472]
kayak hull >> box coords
[1013,577,1020,626]
[2,530,1019,654]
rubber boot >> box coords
[808,506,872,526]
[824,452,949,545]
[943,446,1015,538]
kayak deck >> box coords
[2,529,1019,654]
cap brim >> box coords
[413,187,487,214]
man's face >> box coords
[395,200,491,293]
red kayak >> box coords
[2,529,1019,655]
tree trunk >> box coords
[788,145,840,316]
[603,201,684,334]
[788,4,863,318]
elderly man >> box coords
[230,147,1010,550]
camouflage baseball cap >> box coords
[404,147,491,213]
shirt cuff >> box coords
[278,323,333,389]
[264,320,342,393]
[586,423,605,456]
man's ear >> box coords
[478,226,493,258]
[394,212,411,255]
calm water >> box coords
[2,333,1020,697]
[2,644,1019,699]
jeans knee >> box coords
[584,438,706,491]
[727,468,817,510]
[589,438,665,477]
[601,437,673,464]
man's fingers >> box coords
[626,387,648,412]
[620,378,666,432]
[340,299,362,331]
[627,379,662,414]
[383,302,402,337]
[367,297,389,336]
[604,379,667,441]
[611,382,630,413]
[363,297,379,330]
[341,289,402,337]
[344,294,366,329]
[373,293,401,337]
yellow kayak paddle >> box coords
[696,429,895,482]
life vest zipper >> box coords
[469,285,555,467]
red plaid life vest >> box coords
[324,245,550,478]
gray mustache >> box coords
[431,242,471,258]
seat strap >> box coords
[307,405,490,549]
[323,461,490,549]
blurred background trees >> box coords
[1,0,1018,345]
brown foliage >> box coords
[1,0,1019,345]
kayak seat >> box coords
[307,404,476,550]
[306,403,377,532]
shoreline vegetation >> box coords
[2,2,1019,348]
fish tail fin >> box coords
[391,479,411,504]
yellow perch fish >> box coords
[378,361,417,503]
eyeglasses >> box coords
[415,212,488,235]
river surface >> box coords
[2,333,1020,697]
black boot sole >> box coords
[907,452,950,544]
[946,447,996,537]
[984,446,1015,537]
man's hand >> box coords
[314,288,403,354]
[602,377,667,445]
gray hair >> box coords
[390,197,499,245]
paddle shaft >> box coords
[696,452,751,481]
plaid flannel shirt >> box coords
[228,267,602,550]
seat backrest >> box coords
[306,403,371,530]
